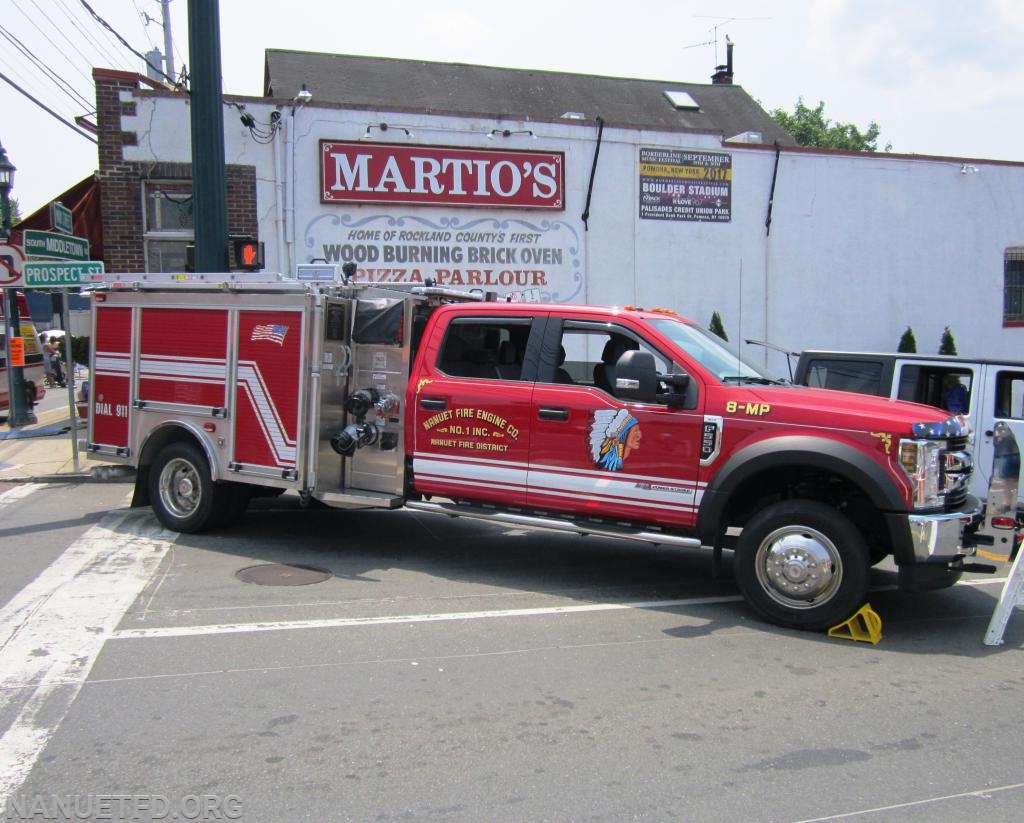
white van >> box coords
[796,351,1024,512]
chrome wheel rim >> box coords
[158,457,201,519]
[754,525,842,609]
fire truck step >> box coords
[406,500,702,549]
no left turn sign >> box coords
[0,243,25,286]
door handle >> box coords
[420,398,447,410]
[538,407,570,421]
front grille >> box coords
[942,438,972,509]
[948,435,969,453]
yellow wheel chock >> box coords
[828,603,883,644]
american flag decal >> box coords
[251,323,289,345]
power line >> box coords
[76,0,183,88]
[0,51,62,116]
[10,2,96,91]
[0,70,98,144]
[52,0,132,71]
[0,24,93,111]
[132,0,162,53]
[0,45,84,128]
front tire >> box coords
[149,441,225,533]
[734,500,870,631]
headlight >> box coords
[898,433,973,510]
[899,438,944,509]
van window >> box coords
[805,359,883,395]
[994,372,1024,420]
[898,366,972,413]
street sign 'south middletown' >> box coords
[23,229,89,262]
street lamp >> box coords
[0,140,33,427]
[0,142,13,239]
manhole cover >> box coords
[235,563,332,586]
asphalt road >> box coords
[1,482,1023,822]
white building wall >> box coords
[124,90,1024,377]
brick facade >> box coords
[94,70,257,273]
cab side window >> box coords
[437,318,532,380]
[549,323,678,400]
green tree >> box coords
[0,197,20,229]
[70,335,90,366]
[897,326,917,353]
[769,98,883,152]
[939,326,958,355]
[709,310,728,341]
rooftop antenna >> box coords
[684,15,770,69]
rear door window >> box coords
[436,318,534,381]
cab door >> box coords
[526,318,705,529]
[410,313,539,506]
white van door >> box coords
[891,359,982,498]
[976,366,1024,511]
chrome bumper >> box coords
[907,499,982,563]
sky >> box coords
[3,0,1024,219]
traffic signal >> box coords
[232,238,265,271]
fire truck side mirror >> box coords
[614,350,658,402]
[663,372,691,409]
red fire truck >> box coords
[84,269,1007,630]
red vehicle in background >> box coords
[0,291,46,414]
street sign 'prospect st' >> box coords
[23,229,89,262]
[23,260,105,287]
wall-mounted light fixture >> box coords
[361,122,415,140]
[290,84,312,116]
[960,164,979,174]
[486,128,536,139]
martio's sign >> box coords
[320,141,564,210]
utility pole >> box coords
[161,0,176,82]
[0,141,33,428]
[187,0,228,272]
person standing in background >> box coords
[40,333,55,387]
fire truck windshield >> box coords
[648,318,784,385]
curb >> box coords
[0,466,136,485]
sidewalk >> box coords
[0,404,134,484]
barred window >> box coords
[143,182,193,272]
[1004,247,1024,323]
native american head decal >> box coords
[589,409,642,471]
